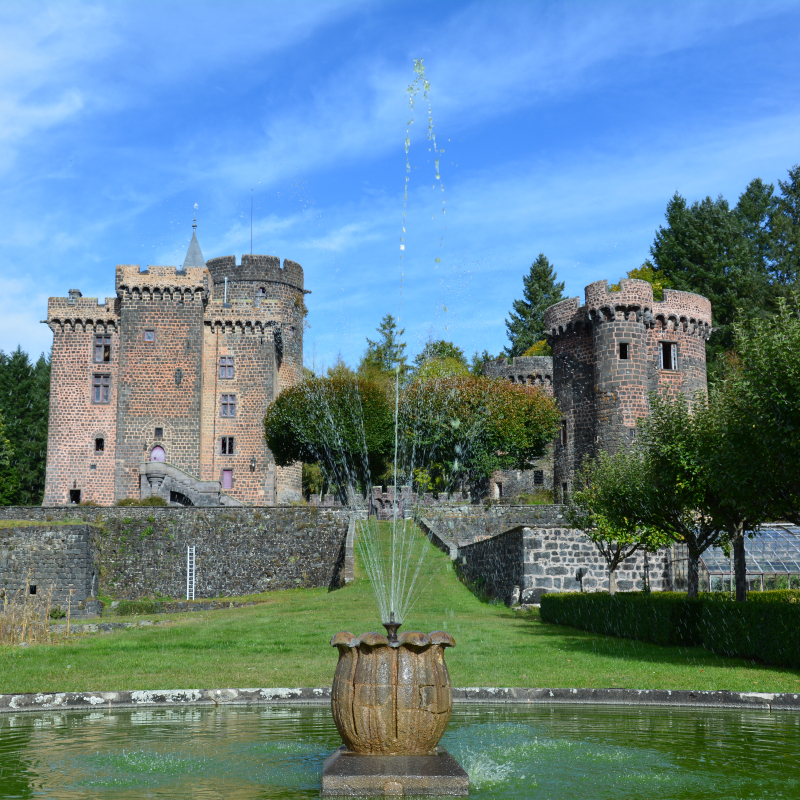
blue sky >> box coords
[1,1,799,369]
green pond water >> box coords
[0,703,798,799]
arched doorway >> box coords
[150,446,166,462]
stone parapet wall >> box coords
[0,507,350,605]
[421,504,569,545]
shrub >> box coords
[114,497,167,507]
[112,599,162,616]
[702,601,800,668]
[539,592,703,647]
[540,590,800,668]
[745,589,800,604]
[49,606,67,619]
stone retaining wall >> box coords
[0,506,350,607]
[432,506,673,604]
[0,524,99,613]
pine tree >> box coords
[770,164,800,288]
[504,255,564,357]
[0,408,18,505]
[358,314,408,381]
[0,347,51,505]
[650,193,771,366]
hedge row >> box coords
[539,591,800,669]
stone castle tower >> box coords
[544,279,712,500]
[43,222,306,507]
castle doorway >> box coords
[150,446,166,462]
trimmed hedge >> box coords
[539,592,703,647]
[540,591,800,669]
[702,602,800,669]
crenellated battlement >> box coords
[114,265,209,301]
[206,255,304,292]
[545,279,712,339]
[46,293,120,332]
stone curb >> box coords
[1,687,798,714]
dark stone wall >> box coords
[0,524,98,613]
[0,506,350,604]
[425,506,672,604]
[418,504,570,545]
[456,526,523,604]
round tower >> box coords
[544,279,712,502]
[203,254,307,504]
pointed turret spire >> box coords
[183,213,206,269]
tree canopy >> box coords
[264,375,394,500]
[400,376,561,501]
[505,254,564,357]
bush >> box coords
[540,590,800,668]
[114,497,167,507]
[745,589,800,604]
[112,599,162,616]
[702,601,800,668]
[49,606,67,619]
[539,592,703,646]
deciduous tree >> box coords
[400,376,561,502]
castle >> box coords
[484,279,712,502]
[42,221,306,507]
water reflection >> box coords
[0,704,798,799]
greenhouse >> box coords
[699,525,800,592]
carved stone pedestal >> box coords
[320,746,469,797]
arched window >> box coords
[150,446,166,462]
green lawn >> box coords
[2,521,799,694]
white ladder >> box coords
[186,545,196,601]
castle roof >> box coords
[183,218,205,269]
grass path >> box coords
[1,522,799,694]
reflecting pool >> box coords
[1,703,798,799]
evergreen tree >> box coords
[505,255,564,356]
[358,314,407,382]
[0,347,51,505]
[770,164,800,288]
[469,350,494,377]
[650,193,771,367]
[0,408,18,505]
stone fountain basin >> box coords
[331,630,455,756]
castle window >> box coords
[154,427,163,439]
[219,357,234,379]
[221,394,236,417]
[144,329,155,342]
[29,585,37,596]
[222,469,233,490]
[619,343,629,360]
[496,482,503,499]
[94,335,111,363]
[533,470,544,486]
[95,437,104,452]
[92,374,111,403]
[629,428,636,441]
[660,341,677,370]
[221,436,234,455]
[561,420,567,445]
[258,287,266,296]
[69,489,81,504]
